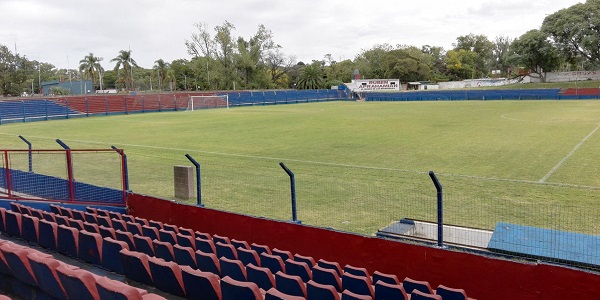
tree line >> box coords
[1,0,598,97]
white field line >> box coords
[539,124,600,183]
[2,133,600,191]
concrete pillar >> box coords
[174,165,194,199]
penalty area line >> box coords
[539,123,600,183]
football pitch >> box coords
[1,100,600,235]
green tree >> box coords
[492,36,514,76]
[445,49,477,80]
[382,46,431,82]
[453,34,495,77]
[79,53,103,90]
[421,45,448,82]
[296,62,324,89]
[110,50,139,90]
[153,59,170,90]
[0,44,34,96]
[510,30,561,82]
[542,0,600,68]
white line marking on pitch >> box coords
[539,123,600,183]
[2,132,600,190]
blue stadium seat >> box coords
[98,225,116,239]
[83,222,100,233]
[142,225,160,241]
[96,215,112,228]
[342,289,373,300]
[294,253,316,267]
[195,250,221,275]
[178,227,195,238]
[374,281,408,300]
[0,208,8,233]
[216,241,238,260]
[261,252,286,274]
[271,248,293,261]
[251,242,271,255]
[148,220,163,230]
[220,276,263,300]
[67,218,84,231]
[318,259,343,277]
[111,218,127,232]
[285,258,312,282]
[162,223,179,233]
[84,212,97,224]
[313,265,342,292]
[213,234,230,244]
[0,243,39,286]
[181,265,222,300]
[372,271,400,285]
[265,287,306,300]
[101,237,129,274]
[21,214,39,244]
[344,265,370,279]
[403,277,434,294]
[134,216,149,227]
[176,233,196,250]
[4,210,22,238]
[238,247,261,267]
[133,234,155,256]
[307,279,341,300]
[195,237,217,254]
[56,264,101,300]
[38,219,58,250]
[78,230,103,265]
[435,284,470,300]
[153,239,175,262]
[126,221,143,236]
[275,271,307,298]
[220,257,247,281]
[158,229,177,245]
[96,276,166,300]
[56,224,79,258]
[231,239,250,250]
[107,210,122,221]
[115,229,135,250]
[411,290,442,300]
[148,256,186,297]
[71,209,86,222]
[173,244,197,269]
[246,263,276,291]
[342,273,374,299]
[119,248,154,286]
[27,251,68,300]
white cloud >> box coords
[0,0,584,69]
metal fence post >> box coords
[429,171,444,248]
[56,139,75,202]
[184,154,203,207]
[18,135,33,172]
[111,146,130,193]
[279,162,300,224]
[3,150,12,198]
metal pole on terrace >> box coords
[56,139,75,202]
[279,162,300,224]
[184,154,203,207]
[429,171,444,248]
[18,135,33,172]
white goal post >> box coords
[187,94,229,111]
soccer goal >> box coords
[187,94,229,111]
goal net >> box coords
[187,95,229,111]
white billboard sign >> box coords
[354,79,400,91]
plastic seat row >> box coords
[0,239,165,300]
[17,203,474,300]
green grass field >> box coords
[2,100,600,235]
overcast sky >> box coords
[0,0,584,70]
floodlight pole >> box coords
[18,135,33,172]
[279,162,300,224]
[429,171,444,248]
[185,154,203,207]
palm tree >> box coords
[110,50,139,90]
[296,63,324,89]
[153,59,169,90]
[79,53,103,90]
